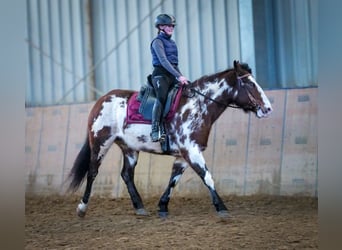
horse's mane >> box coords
[192,62,252,86]
[240,63,252,74]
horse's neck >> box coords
[176,79,230,148]
[191,78,230,123]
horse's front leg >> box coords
[158,157,188,217]
[120,148,148,216]
[183,149,229,218]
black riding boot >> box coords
[151,101,163,142]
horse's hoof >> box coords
[158,211,168,218]
[76,207,86,218]
[136,208,149,216]
[76,201,88,218]
[217,210,230,218]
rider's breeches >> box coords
[151,68,174,124]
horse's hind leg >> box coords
[76,135,115,217]
[76,153,100,217]
[158,158,188,217]
[120,148,148,215]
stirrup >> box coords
[151,130,160,142]
[159,132,166,142]
[159,122,166,142]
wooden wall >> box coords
[25,88,317,197]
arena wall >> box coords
[25,88,317,197]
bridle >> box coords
[182,73,261,111]
[236,73,261,111]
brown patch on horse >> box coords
[88,125,112,160]
[137,135,149,143]
[189,126,210,150]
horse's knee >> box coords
[120,169,131,183]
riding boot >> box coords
[151,101,163,142]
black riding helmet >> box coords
[154,14,176,28]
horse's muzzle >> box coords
[256,105,273,118]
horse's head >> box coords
[231,60,273,118]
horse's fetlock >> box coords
[158,200,169,213]
[214,202,228,212]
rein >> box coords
[183,85,230,107]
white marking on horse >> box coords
[172,174,182,185]
[248,75,272,112]
[168,174,183,198]
[187,144,205,164]
[127,153,137,166]
[77,200,88,211]
[124,124,163,152]
[91,95,124,137]
[208,79,228,103]
[204,171,215,190]
[233,90,238,99]
[176,79,230,131]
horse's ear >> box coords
[233,60,240,70]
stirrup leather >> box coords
[151,123,160,142]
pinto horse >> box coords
[67,60,273,218]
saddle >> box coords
[126,75,183,125]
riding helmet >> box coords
[154,14,176,28]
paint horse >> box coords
[67,60,273,218]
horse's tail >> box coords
[67,134,91,192]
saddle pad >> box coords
[126,87,183,125]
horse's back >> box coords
[90,89,135,113]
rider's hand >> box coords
[177,76,188,85]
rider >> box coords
[150,14,188,142]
